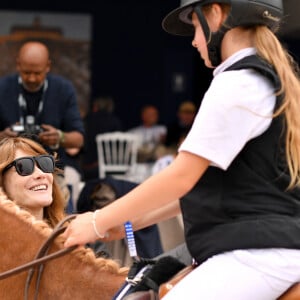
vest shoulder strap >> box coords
[225,55,281,91]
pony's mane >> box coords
[0,189,128,276]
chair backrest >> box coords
[95,131,140,180]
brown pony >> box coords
[0,189,127,300]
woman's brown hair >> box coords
[0,136,66,227]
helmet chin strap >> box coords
[194,5,229,67]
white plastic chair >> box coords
[95,131,140,181]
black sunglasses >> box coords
[3,155,55,176]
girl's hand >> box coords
[62,211,126,248]
[101,225,125,242]
[63,212,97,247]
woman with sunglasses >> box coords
[0,136,65,227]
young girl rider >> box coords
[63,1,300,298]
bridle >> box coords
[0,214,78,300]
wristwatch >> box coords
[57,129,65,145]
[50,129,65,150]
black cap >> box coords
[162,0,283,36]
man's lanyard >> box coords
[17,76,48,125]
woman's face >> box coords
[3,149,53,220]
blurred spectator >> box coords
[77,176,163,264]
[151,134,186,252]
[152,146,177,175]
[81,96,123,180]
[152,133,186,177]
[128,104,166,162]
[165,100,196,148]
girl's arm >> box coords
[101,199,181,242]
[63,151,209,247]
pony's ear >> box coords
[90,183,117,210]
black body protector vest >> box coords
[181,55,300,264]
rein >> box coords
[0,214,78,300]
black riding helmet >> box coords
[162,0,283,66]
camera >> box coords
[11,116,43,136]
[11,124,43,135]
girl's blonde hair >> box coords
[254,26,300,188]
[0,136,66,227]
[209,3,300,188]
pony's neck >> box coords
[0,197,127,300]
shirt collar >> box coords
[213,48,257,76]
